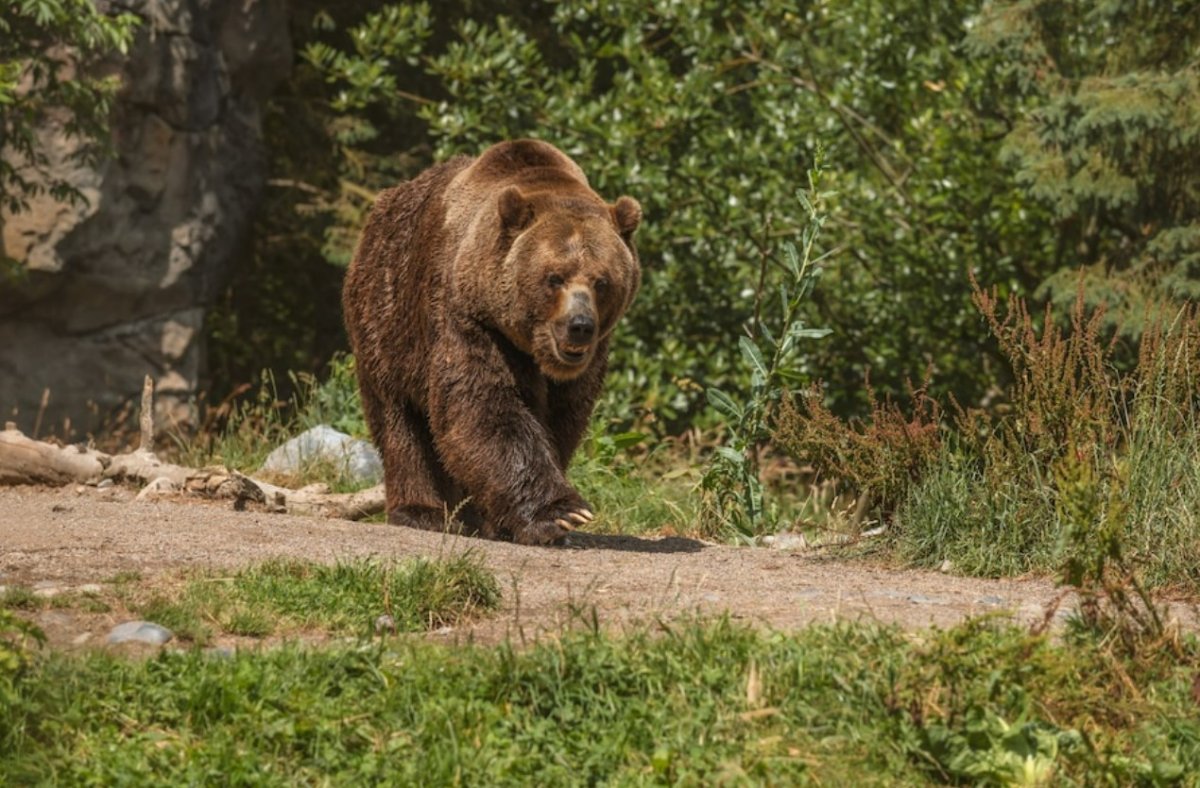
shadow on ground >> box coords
[562,532,706,554]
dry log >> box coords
[0,422,110,485]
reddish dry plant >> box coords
[962,276,1121,463]
[773,378,941,522]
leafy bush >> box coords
[295,0,1057,430]
[0,0,138,215]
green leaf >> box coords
[706,387,742,421]
[739,336,768,381]
[715,445,746,466]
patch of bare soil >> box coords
[1,485,1075,648]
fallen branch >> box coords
[0,380,384,523]
[0,422,109,485]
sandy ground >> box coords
[0,484,1092,649]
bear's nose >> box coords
[567,314,596,345]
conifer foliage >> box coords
[968,0,1200,317]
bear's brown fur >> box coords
[343,140,642,546]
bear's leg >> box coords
[429,327,595,546]
[369,394,453,532]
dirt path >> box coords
[1,486,1073,647]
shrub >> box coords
[774,380,941,527]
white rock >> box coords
[260,425,382,484]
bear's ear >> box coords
[498,186,534,233]
[611,196,642,238]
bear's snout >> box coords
[567,313,596,345]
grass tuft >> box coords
[126,555,500,646]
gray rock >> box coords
[976,595,1006,606]
[907,594,947,605]
[261,425,383,484]
[0,0,292,436]
[374,614,396,635]
[108,621,174,646]
[75,583,104,595]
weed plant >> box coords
[175,354,368,490]
[779,281,1200,591]
[701,162,834,539]
[2,616,1196,783]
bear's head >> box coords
[494,186,642,381]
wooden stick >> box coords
[138,375,154,452]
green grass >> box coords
[1,587,110,615]
[128,556,500,646]
[174,354,371,491]
[1,617,1195,784]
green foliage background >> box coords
[205,0,1197,431]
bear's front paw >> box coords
[513,502,595,546]
[513,520,571,546]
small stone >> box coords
[75,485,86,494]
[939,559,954,573]
[75,583,104,594]
[96,478,114,489]
[108,621,174,646]
[33,586,64,598]
[907,594,946,605]
[976,595,1006,606]
[135,476,177,501]
[205,647,236,659]
[72,632,93,645]
[434,626,454,636]
[374,614,396,635]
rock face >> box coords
[0,0,290,436]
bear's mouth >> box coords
[557,344,589,365]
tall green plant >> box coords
[700,164,832,537]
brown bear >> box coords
[342,139,642,546]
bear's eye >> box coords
[594,277,610,294]
[547,274,565,289]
